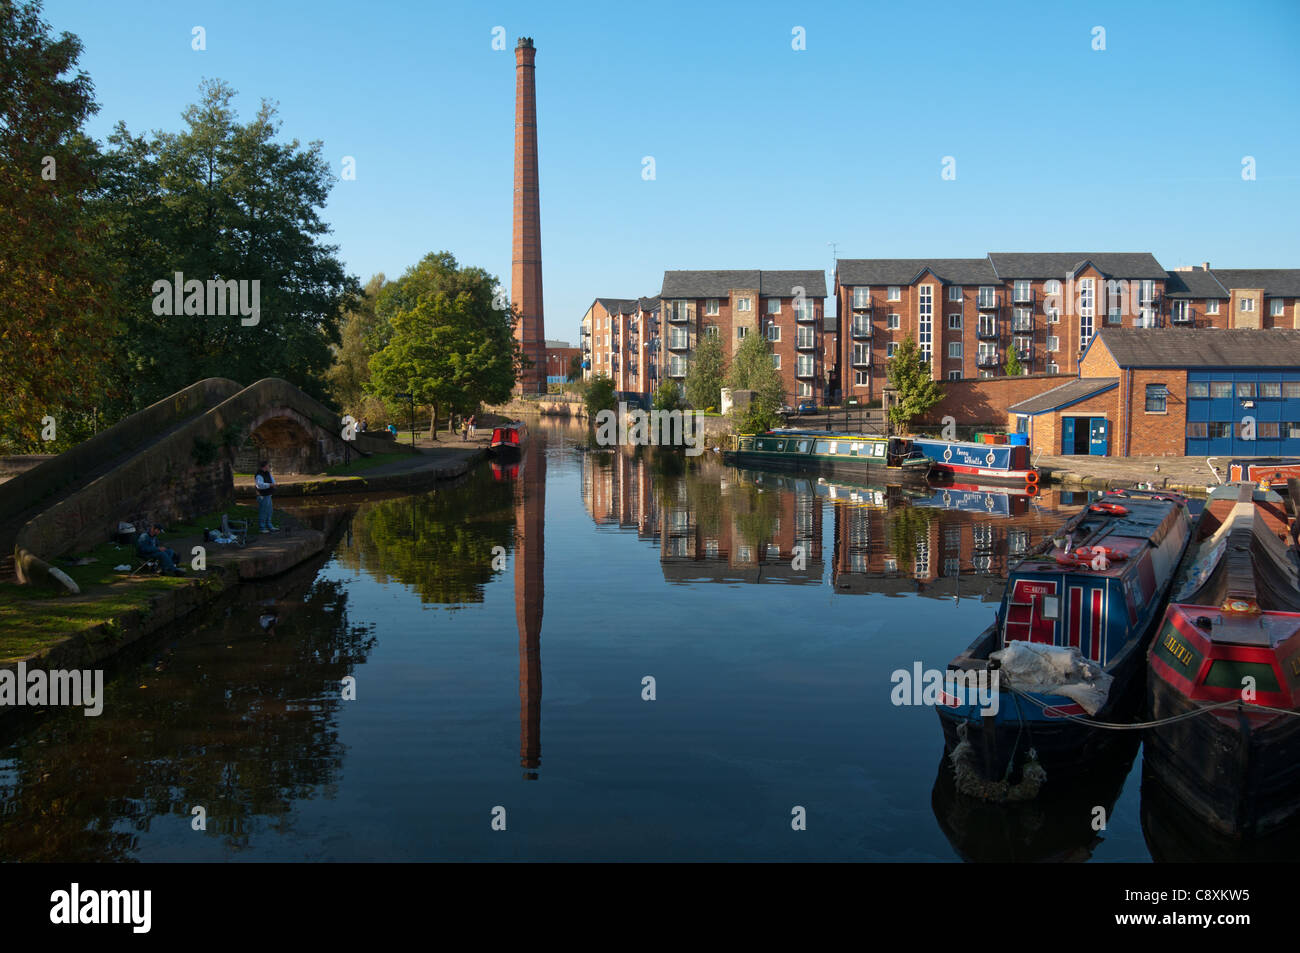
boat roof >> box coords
[766,428,892,439]
[1016,493,1187,580]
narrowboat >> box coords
[725,429,932,483]
[488,421,528,459]
[1226,458,1300,493]
[935,488,1195,797]
[1144,482,1300,837]
[911,438,1040,489]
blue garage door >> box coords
[1185,370,1300,457]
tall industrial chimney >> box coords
[512,37,546,395]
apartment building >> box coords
[580,296,660,400]
[658,270,828,406]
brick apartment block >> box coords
[581,296,660,400]
[657,269,829,406]
[833,254,1300,404]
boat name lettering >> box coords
[1162,632,1194,667]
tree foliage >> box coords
[725,331,785,433]
[885,335,944,434]
[0,0,119,451]
[1004,347,1024,377]
[366,252,518,435]
[326,273,385,410]
[652,378,685,412]
[584,374,617,419]
[684,335,724,410]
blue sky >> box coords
[45,0,1300,342]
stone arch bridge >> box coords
[3,378,411,590]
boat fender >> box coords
[1089,502,1129,516]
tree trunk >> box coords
[429,404,438,441]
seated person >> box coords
[136,523,182,574]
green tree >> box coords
[367,252,519,437]
[886,335,944,435]
[0,0,120,451]
[326,273,386,409]
[1004,347,1024,377]
[726,331,785,433]
[95,78,359,416]
[584,374,617,420]
[566,354,582,382]
[652,378,685,412]
[684,335,724,410]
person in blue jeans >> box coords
[136,524,181,574]
[255,460,278,531]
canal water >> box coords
[0,419,1214,861]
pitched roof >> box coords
[1008,378,1119,415]
[988,252,1166,280]
[1209,269,1300,297]
[637,296,660,312]
[835,258,998,286]
[1164,269,1228,298]
[1091,328,1300,368]
[594,297,637,314]
[660,270,827,298]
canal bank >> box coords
[1035,454,1231,495]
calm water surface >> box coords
[0,419,1214,861]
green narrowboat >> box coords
[724,429,933,483]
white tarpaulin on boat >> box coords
[990,641,1114,715]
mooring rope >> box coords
[1004,685,1300,730]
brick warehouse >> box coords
[1008,328,1300,458]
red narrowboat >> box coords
[489,421,528,460]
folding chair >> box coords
[222,512,248,547]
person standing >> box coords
[255,460,278,532]
[468,414,476,439]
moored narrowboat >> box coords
[725,429,932,483]
[1144,482,1300,837]
[489,421,528,459]
[935,488,1195,797]
[1226,458,1300,493]
[911,438,1040,489]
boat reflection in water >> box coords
[932,734,1139,863]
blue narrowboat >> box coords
[935,489,1196,795]
[911,438,1040,489]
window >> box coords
[1211,381,1232,398]
[1187,422,1207,439]
[1047,335,1059,352]
[797,354,814,377]
[737,326,748,339]
[1238,381,1256,398]
[854,370,869,385]
[1241,298,1256,313]
[886,313,900,329]
[978,286,997,308]
[799,382,812,397]
[948,342,963,359]
[1187,381,1209,398]
[1014,280,1031,303]
[737,296,752,312]
[669,328,689,349]
[1107,306,1122,325]
[1078,278,1095,347]
[852,286,870,308]
[705,298,719,315]
[1207,300,1220,315]
[852,343,870,365]
[766,324,781,342]
[1172,300,1190,323]
[705,325,719,338]
[1208,422,1232,439]
[795,297,816,321]
[1271,299,1284,316]
[1260,381,1281,398]
[948,313,962,330]
[886,342,898,358]
[978,342,998,365]
[797,326,815,348]
[851,316,871,336]
[1289,422,1300,439]
[767,298,781,314]
[1259,421,1280,439]
[918,285,933,363]
[948,286,963,302]
[1146,384,1168,413]
[771,353,781,370]
[1047,362,1060,374]
[887,286,901,301]
[948,370,961,380]
[1286,382,1300,398]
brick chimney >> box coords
[512,37,546,395]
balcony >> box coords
[851,350,872,367]
[1014,343,1033,361]
[1011,313,1034,333]
[976,352,1001,368]
[977,291,1001,310]
[667,307,690,323]
[666,336,691,351]
[667,364,686,379]
[851,320,872,338]
[1012,287,1035,306]
[976,322,1000,340]
[1170,307,1196,325]
[795,363,816,379]
[851,297,872,311]
[796,336,817,350]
